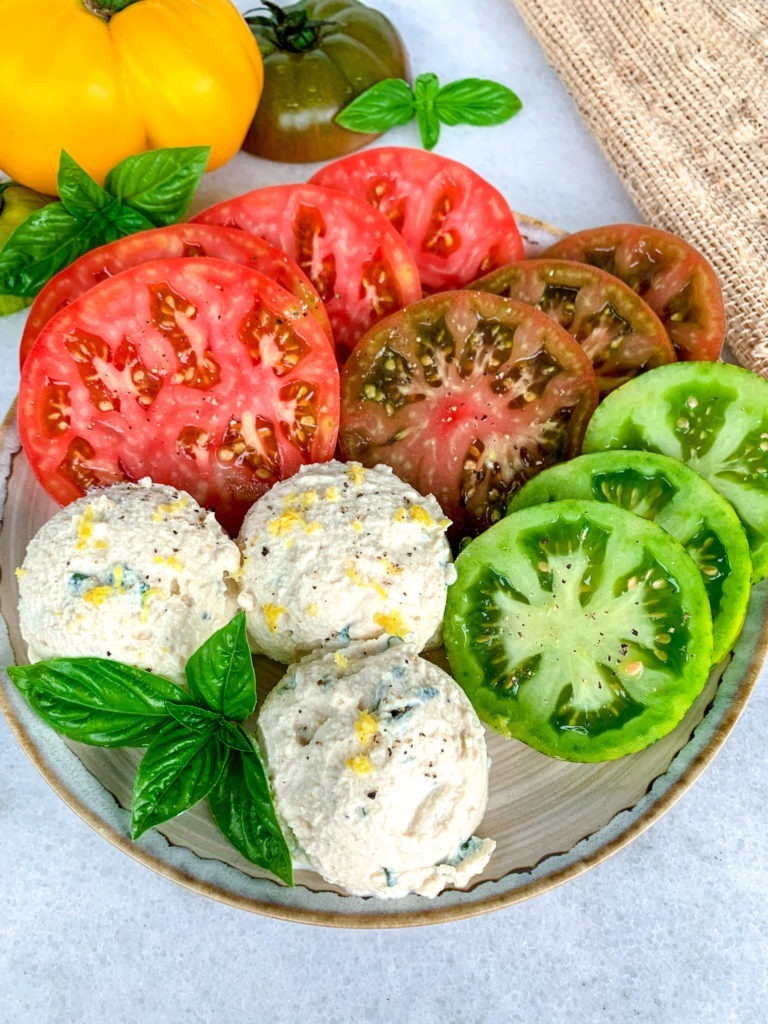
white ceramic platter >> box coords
[1,325,766,925]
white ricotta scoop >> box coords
[17,479,241,683]
[236,460,456,663]
[257,640,495,899]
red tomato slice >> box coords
[543,224,726,361]
[340,290,599,537]
[19,222,332,367]
[19,257,340,534]
[192,183,422,361]
[309,147,525,293]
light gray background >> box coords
[1,2,766,1021]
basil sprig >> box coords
[336,72,522,150]
[0,145,210,299]
[7,612,292,885]
[9,656,189,747]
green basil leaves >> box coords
[8,612,293,885]
[8,657,188,748]
[0,145,209,300]
[185,610,256,721]
[336,72,522,151]
[209,743,293,886]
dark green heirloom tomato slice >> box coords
[508,450,751,663]
[242,0,408,163]
[543,224,725,362]
[443,499,713,762]
[582,361,768,581]
[470,258,676,394]
[339,290,599,537]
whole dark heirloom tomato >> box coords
[242,0,409,163]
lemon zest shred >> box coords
[345,755,373,775]
[263,603,286,632]
[345,563,387,600]
[151,496,189,522]
[373,609,410,639]
[348,464,367,486]
[354,710,378,745]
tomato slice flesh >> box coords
[309,146,525,294]
[508,449,751,663]
[543,224,725,361]
[443,499,713,761]
[19,222,332,368]
[583,361,768,581]
[18,257,340,534]
[471,258,676,393]
[192,183,422,361]
[340,291,598,537]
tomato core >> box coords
[83,0,141,20]
[246,2,335,53]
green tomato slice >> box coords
[582,361,768,581]
[443,499,713,762]
[508,450,751,663]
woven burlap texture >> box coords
[512,0,768,376]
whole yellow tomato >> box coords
[0,0,263,195]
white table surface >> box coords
[1,2,766,1021]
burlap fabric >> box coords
[512,0,768,376]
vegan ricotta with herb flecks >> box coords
[236,461,456,663]
[257,639,495,899]
[17,480,241,683]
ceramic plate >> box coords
[1,215,766,928]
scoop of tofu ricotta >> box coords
[257,640,495,899]
[237,461,456,663]
[17,480,241,683]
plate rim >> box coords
[3,335,767,929]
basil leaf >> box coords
[131,719,226,839]
[435,78,522,127]
[165,701,222,733]
[216,720,254,753]
[57,151,112,221]
[209,744,293,885]
[105,146,210,226]
[335,79,415,133]
[184,611,256,721]
[413,73,441,151]
[7,658,187,747]
[0,204,95,297]
[101,203,156,241]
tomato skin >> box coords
[543,224,725,362]
[193,183,422,361]
[340,290,599,537]
[0,0,263,195]
[310,147,525,293]
[18,257,340,534]
[19,222,331,367]
[243,0,408,163]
